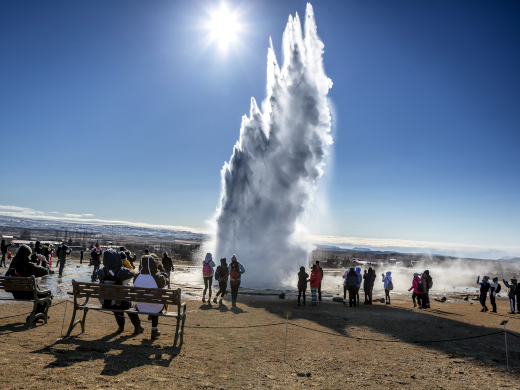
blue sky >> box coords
[0,0,519,257]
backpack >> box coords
[103,249,122,270]
[229,263,241,285]
[495,283,501,294]
[203,261,212,277]
[387,280,394,291]
[416,280,424,293]
[215,265,222,281]
[427,276,433,290]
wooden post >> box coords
[283,311,292,363]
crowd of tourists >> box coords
[476,275,517,314]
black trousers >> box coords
[231,282,240,302]
[348,287,357,306]
[215,281,227,298]
[203,276,213,297]
[479,291,488,309]
[385,289,391,304]
[102,300,140,329]
[412,292,422,306]
[318,282,322,301]
[298,288,306,304]
[490,295,497,312]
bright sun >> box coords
[208,5,239,48]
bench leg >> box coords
[25,300,38,329]
[66,306,89,337]
[174,303,187,347]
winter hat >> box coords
[492,277,498,283]
[17,244,32,257]
[413,273,419,278]
[220,257,227,266]
[205,253,212,262]
[424,270,430,275]
[144,249,149,254]
[483,276,490,281]
[231,254,237,262]
[512,278,518,285]
[119,246,126,252]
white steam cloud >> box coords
[213,4,333,285]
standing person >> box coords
[316,261,324,301]
[408,273,423,308]
[346,268,359,307]
[57,243,68,277]
[421,270,433,309]
[489,277,501,313]
[308,264,320,306]
[134,252,169,339]
[5,245,52,324]
[342,268,349,304]
[228,254,245,307]
[79,249,84,264]
[382,271,392,304]
[363,267,375,304]
[355,267,362,305]
[34,241,42,255]
[1,239,11,267]
[476,275,491,312]
[213,258,229,304]
[202,253,215,303]
[297,266,309,306]
[42,243,51,263]
[161,252,173,288]
[503,278,517,314]
[90,243,102,282]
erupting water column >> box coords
[214,4,333,286]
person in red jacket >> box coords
[315,261,324,301]
[307,264,320,306]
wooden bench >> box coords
[0,275,52,328]
[66,280,187,346]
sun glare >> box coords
[208,5,239,48]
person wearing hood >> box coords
[162,252,174,288]
[421,270,433,309]
[214,258,229,305]
[202,253,216,303]
[355,267,362,305]
[308,264,320,306]
[476,275,491,312]
[503,278,517,314]
[363,267,375,304]
[228,254,246,306]
[134,252,169,339]
[346,268,359,307]
[5,244,52,323]
[382,271,392,304]
[489,277,501,313]
[298,266,309,306]
[408,273,423,308]
[90,243,102,282]
[1,239,12,267]
[34,241,42,255]
[98,249,144,336]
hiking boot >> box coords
[219,298,223,305]
[151,329,161,339]
[509,311,516,314]
[213,297,217,304]
[480,307,485,312]
[343,299,346,305]
[202,296,206,303]
[232,301,236,307]
[115,327,124,334]
[133,326,145,335]
[484,307,488,312]
[413,303,417,308]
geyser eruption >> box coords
[214,4,333,285]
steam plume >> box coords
[214,4,333,285]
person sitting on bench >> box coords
[5,244,52,323]
[98,249,144,335]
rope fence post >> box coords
[283,311,292,363]
[501,320,509,370]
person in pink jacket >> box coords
[408,273,423,308]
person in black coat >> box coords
[297,266,309,306]
[1,239,12,267]
[161,252,174,288]
[346,268,359,307]
[5,245,52,323]
[363,267,375,304]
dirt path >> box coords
[1,294,519,389]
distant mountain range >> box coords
[0,215,203,241]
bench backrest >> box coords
[72,280,181,305]
[0,276,36,292]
